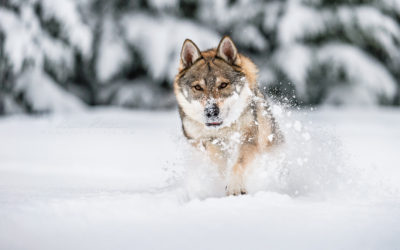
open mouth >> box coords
[206,121,223,127]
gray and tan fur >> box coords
[174,36,283,196]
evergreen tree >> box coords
[0,0,399,114]
[196,0,400,105]
[0,0,91,114]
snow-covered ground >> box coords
[0,107,399,250]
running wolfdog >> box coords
[174,36,283,195]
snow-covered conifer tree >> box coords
[1,0,399,114]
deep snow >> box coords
[0,108,399,250]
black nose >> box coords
[205,104,219,118]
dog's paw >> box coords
[225,178,247,196]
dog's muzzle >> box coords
[205,104,222,126]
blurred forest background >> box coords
[1,0,400,115]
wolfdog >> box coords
[174,36,283,195]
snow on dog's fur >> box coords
[174,36,283,195]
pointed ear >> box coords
[217,36,239,65]
[180,39,201,69]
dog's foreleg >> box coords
[226,140,258,196]
[204,141,228,176]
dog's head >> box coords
[174,36,258,128]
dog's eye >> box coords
[193,85,203,91]
[219,82,229,89]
